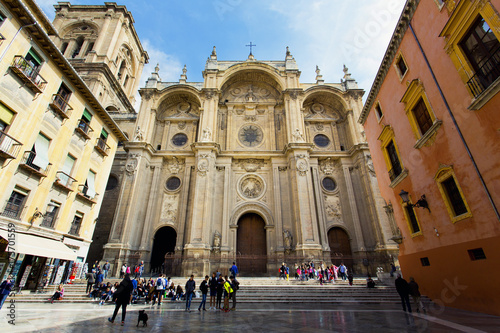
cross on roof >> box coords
[246,42,256,55]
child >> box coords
[347,272,354,286]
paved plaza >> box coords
[1,301,499,333]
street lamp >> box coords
[399,189,430,212]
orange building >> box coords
[360,0,500,315]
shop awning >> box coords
[0,230,77,261]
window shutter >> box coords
[27,49,42,65]
[82,109,92,122]
[32,134,50,169]
[86,170,96,198]
[100,129,108,139]
[0,102,15,125]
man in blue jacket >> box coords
[230,262,238,277]
[0,276,13,310]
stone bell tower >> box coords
[51,2,149,120]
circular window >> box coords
[172,133,188,146]
[166,177,181,191]
[314,134,330,147]
[238,125,263,147]
[106,175,119,191]
[322,177,337,192]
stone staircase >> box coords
[8,277,429,306]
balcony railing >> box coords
[0,201,25,220]
[54,171,77,191]
[9,56,47,93]
[388,166,402,182]
[68,222,81,236]
[76,184,98,203]
[75,119,93,140]
[466,47,500,98]
[49,94,73,119]
[19,151,52,177]
[0,131,22,159]
[94,137,110,156]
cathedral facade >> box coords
[99,48,399,277]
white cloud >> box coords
[267,0,405,97]
[135,39,183,109]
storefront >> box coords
[0,230,77,290]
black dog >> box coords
[137,310,148,327]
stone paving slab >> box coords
[1,302,499,333]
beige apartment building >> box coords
[0,0,127,290]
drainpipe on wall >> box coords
[408,22,500,222]
[0,23,37,63]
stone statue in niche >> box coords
[212,231,221,253]
[283,229,293,254]
[134,126,144,142]
[201,127,212,142]
[292,128,305,142]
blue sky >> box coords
[38,0,406,101]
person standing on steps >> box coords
[222,275,233,312]
[408,277,425,313]
[230,262,239,277]
[230,275,239,310]
[185,275,196,311]
[154,274,165,306]
[395,274,412,313]
[103,261,110,279]
[198,275,209,311]
[216,275,224,309]
[85,270,95,295]
[108,274,133,326]
[209,272,217,310]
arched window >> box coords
[123,74,129,88]
[61,42,68,55]
[85,42,94,56]
[72,36,84,58]
[118,60,126,80]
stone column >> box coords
[93,13,112,55]
[310,162,329,253]
[176,160,193,251]
[272,161,284,252]
[220,162,232,253]
[342,165,366,251]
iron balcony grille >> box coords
[0,131,22,159]
[1,201,25,220]
[68,221,81,236]
[388,166,402,182]
[75,119,93,139]
[10,55,47,93]
[19,151,52,177]
[77,184,98,202]
[466,47,500,98]
[54,171,77,190]
[95,137,110,156]
[49,94,73,118]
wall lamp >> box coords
[32,202,57,219]
[399,190,431,212]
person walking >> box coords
[154,275,165,305]
[185,275,196,311]
[395,274,412,313]
[390,263,397,277]
[85,270,95,295]
[95,270,104,289]
[139,261,145,278]
[120,264,126,279]
[339,263,347,281]
[108,274,133,326]
[230,262,239,277]
[198,275,209,311]
[103,261,110,279]
[0,276,13,310]
[209,272,217,310]
[409,277,425,313]
[230,275,239,310]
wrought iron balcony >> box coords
[19,151,52,177]
[9,56,47,93]
[94,137,110,156]
[75,119,93,140]
[0,201,25,220]
[466,47,500,98]
[0,131,22,160]
[76,184,98,204]
[49,94,73,119]
[54,171,77,192]
[68,221,81,236]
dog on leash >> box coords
[136,310,148,327]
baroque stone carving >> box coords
[197,154,210,176]
[201,127,212,142]
[295,154,309,176]
[325,195,342,223]
[278,166,287,172]
[239,175,265,199]
[178,121,186,130]
[292,128,305,142]
[212,231,221,253]
[167,157,184,174]
[237,159,264,172]
[283,229,293,254]
[319,158,336,175]
[244,115,257,122]
[133,126,144,142]
[125,154,140,175]
[161,194,178,222]
[366,155,376,177]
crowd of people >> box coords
[291,262,353,285]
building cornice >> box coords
[359,0,420,125]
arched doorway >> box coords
[236,213,266,275]
[328,227,354,273]
[150,226,176,275]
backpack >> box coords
[156,278,163,288]
[232,280,239,291]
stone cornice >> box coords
[359,0,420,125]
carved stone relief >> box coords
[324,195,342,224]
[236,159,264,172]
[167,156,184,174]
[238,174,265,199]
[161,194,178,222]
[295,154,309,176]
[125,154,140,175]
